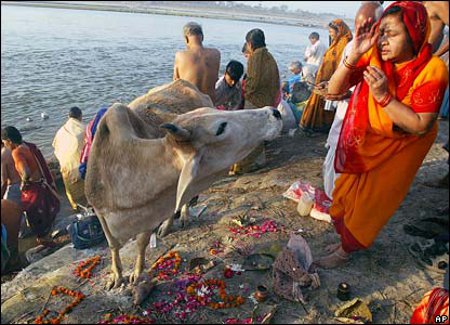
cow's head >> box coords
[161,107,283,212]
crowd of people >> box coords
[1,1,449,322]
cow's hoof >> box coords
[180,211,190,229]
[158,219,172,237]
[129,270,143,285]
[180,203,192,229]
[106,274,124,290]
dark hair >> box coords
[241,42,248,54]
[382,5,402,17]
[381,6,416,54]
[328,22,339,32]
[309,32,320,40]
[225,60,244,82]
[183,22,203,38]
[245,28,266,50]
[1,126,22,144]
[69,106,82,119]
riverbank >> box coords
[2,119,448,324]
[1,1,352,28]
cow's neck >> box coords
[159,138,189,174]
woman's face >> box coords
[378,14,415,63]
[328,27,338,41]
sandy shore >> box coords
[2,119,448,324]
[1,1,349,29]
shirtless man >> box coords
[1,141,21,205]
[173,22,221,103]
[423,1,449,57]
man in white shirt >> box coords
[52,106,86,210]
[304,32,327,77]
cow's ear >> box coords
[174,150,202,213]
[160,123,191,142]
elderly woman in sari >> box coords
[299,19,353,133]
[314,1,449,268]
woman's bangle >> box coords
[343,56,358,70]
[377,92,393,107]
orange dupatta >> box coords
[318,19,353,83]
[300,19,352,131]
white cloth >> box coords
[323,41,354,199]
[52,118,85,183]
[302,64,317,89]
[277,99,297,132]
[324,41,354,111]
[304,40,327,68]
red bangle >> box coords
[377,92,393,107]
[343,57,358,70]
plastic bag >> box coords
[283,180,332,223]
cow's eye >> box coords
[215,122,227,136]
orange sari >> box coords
[331,1,449,252]
[300,19,352,132]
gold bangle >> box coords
[343,57,358,70]
[377,93,393,107]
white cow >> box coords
[85,80,282,301]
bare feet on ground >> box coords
[314,245,350,269]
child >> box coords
[215,60,244,110]
[287,61,303,93]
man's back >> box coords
[1,147,20,186]
[174,46,220,103]
[424,1,449,53]
[12,144,41,182]
[53,118,85,171]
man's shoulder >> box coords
[175,49,188,57]
[205,47,221,59]
[1,147,11,160]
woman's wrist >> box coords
[346,53,362,67]
[376,92,393,107]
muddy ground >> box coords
[1,119,448,324]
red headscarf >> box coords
[335,1,433,173]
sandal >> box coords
[403,221,447,239]
[324,243,341,254]
[408,239,449,274]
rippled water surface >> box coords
[1,4,327,158]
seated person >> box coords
[287,61,303,93]
[215,60,244,110]
[281,81,290,101]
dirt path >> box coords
[1,120,448,324]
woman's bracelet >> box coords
[377,92,393,107]
[343,56,358,70]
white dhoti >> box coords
[323,98,350,199]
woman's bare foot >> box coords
[314,246,350,269]
[324,243,341,254]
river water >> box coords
[1,4,328,158]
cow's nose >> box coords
[271,109,282,120]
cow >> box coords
[85,80,283,299]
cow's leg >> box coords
[180,196,198,228]
[107,246,124,289]
[157,210,180,237]
[180,203,190,228]
[94,211,124,289]
[130,231,151,284]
